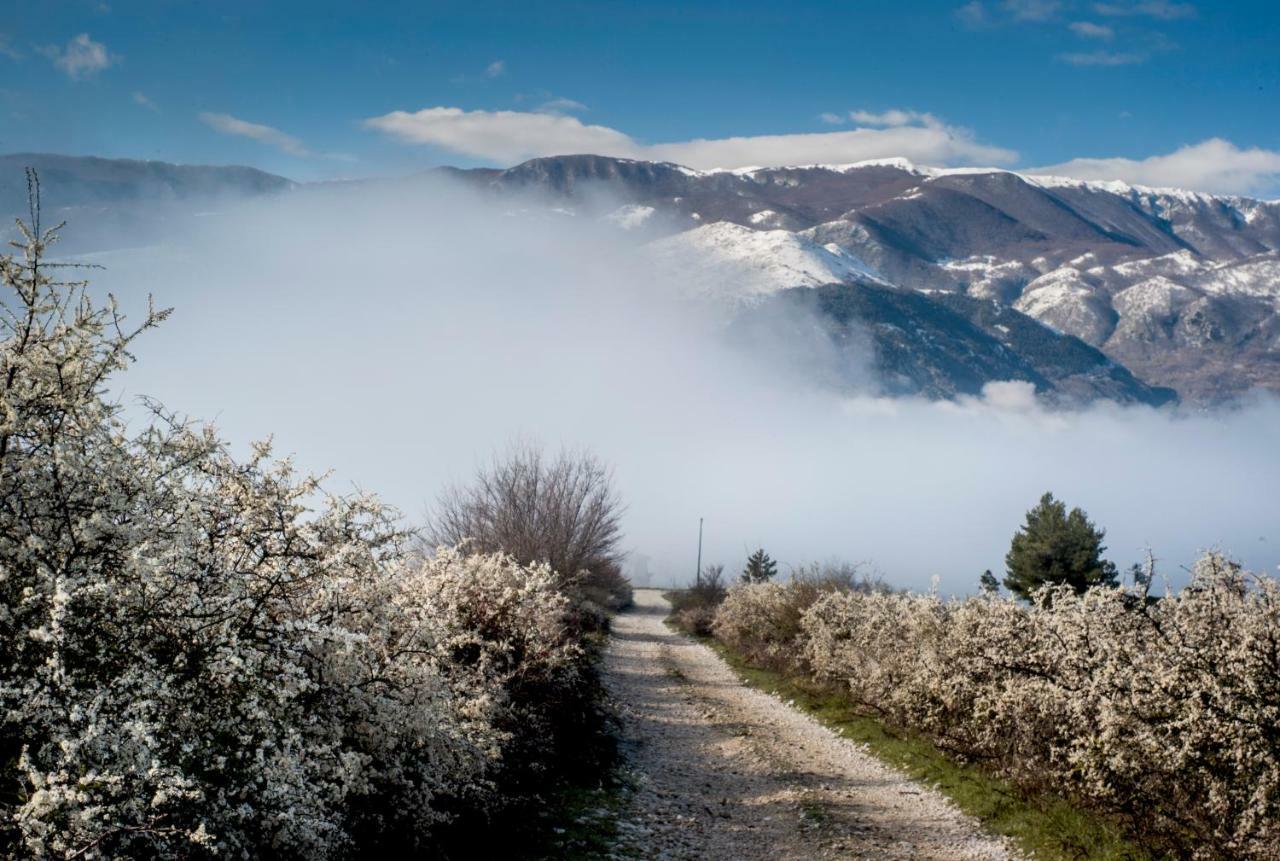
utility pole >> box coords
[695,517,703,588]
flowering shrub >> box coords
[713,579,825,671]
[711,564,891,672]
[0,184,603,857]
[411,546,600,817]
[713,582,810,671]
[718,563,1280,860]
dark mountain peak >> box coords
[490,154,694,195]
[7,150,1273,405]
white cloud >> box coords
[484,59,505,78]
[364,106,1018,170]
[955,1,989,28]
[1060,30,1175,65]
[41,33,115,80]
[363,107,635,164]
[1094,1,1195,19]
[132,91,158,111]
[0,33,21,61]
[1032,138,1280,196]
[1003,0,1061,21]
[648,125,1017,171]
[199,112,310,157]
[535,96,588,115]
[363,106,1280,196]
[1057,48,1148,65]
[818,112,845,125]
[847,108,944,129]
[1068,20,1115,39]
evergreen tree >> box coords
[741,548,778,584]
[1004,492,1119,600]
[979,569,1000,594]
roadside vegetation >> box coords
[708,642,1150,861]
[0,174,627,859]
[426,441,633,621]
[670,507,1280,861]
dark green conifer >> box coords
[1004,492,1118,601]
[741,548,778,584]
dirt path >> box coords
[602,589,1022,861]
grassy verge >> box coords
[507,772,631,861]
[668,615,1159,861]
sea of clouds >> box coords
[82,178,1280,591]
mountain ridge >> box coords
[448,153,1278,404]
[0,152,294,212]
[5,151,1276,405]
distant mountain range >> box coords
[0,153,295,251]
[7,151,1279,406]
[0,153,292,213]
[450,154,1280,406]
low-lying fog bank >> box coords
[81,180,1280,590]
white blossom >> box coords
[0,185,592,857]
[715,560,1280,859]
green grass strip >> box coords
[516,776,631,861]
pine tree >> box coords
[741,548,778,584]
[979,569,1000,594]
[1004,492,1119,601]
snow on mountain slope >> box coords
[1107,276,1198,349]
[1113,276,1199,319]
[1014,268,1116,345]
[691,156,1277,206]
[648,221,884,303]
[1113,250,1205,281]
[475,153,1280,402]
[1024,172,1226,204]
[1197,254,1280,302]
[1102,249,1280,303]
[938,255,1038,300]
[748,208,804,230]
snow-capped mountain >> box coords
[7,151,1277,405]
[449,154,1280,404]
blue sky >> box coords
[3,0,1280,194]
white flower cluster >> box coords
[0,192,590,856]
[715,562,1280,860]
[711,582,810,669]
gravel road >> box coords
[602,589,1022,861]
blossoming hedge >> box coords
[0,186,599,857]
[713,562,1280,859]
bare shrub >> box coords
[788,560,895,623]
[669,565,727,636]
[427,442,631,615]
